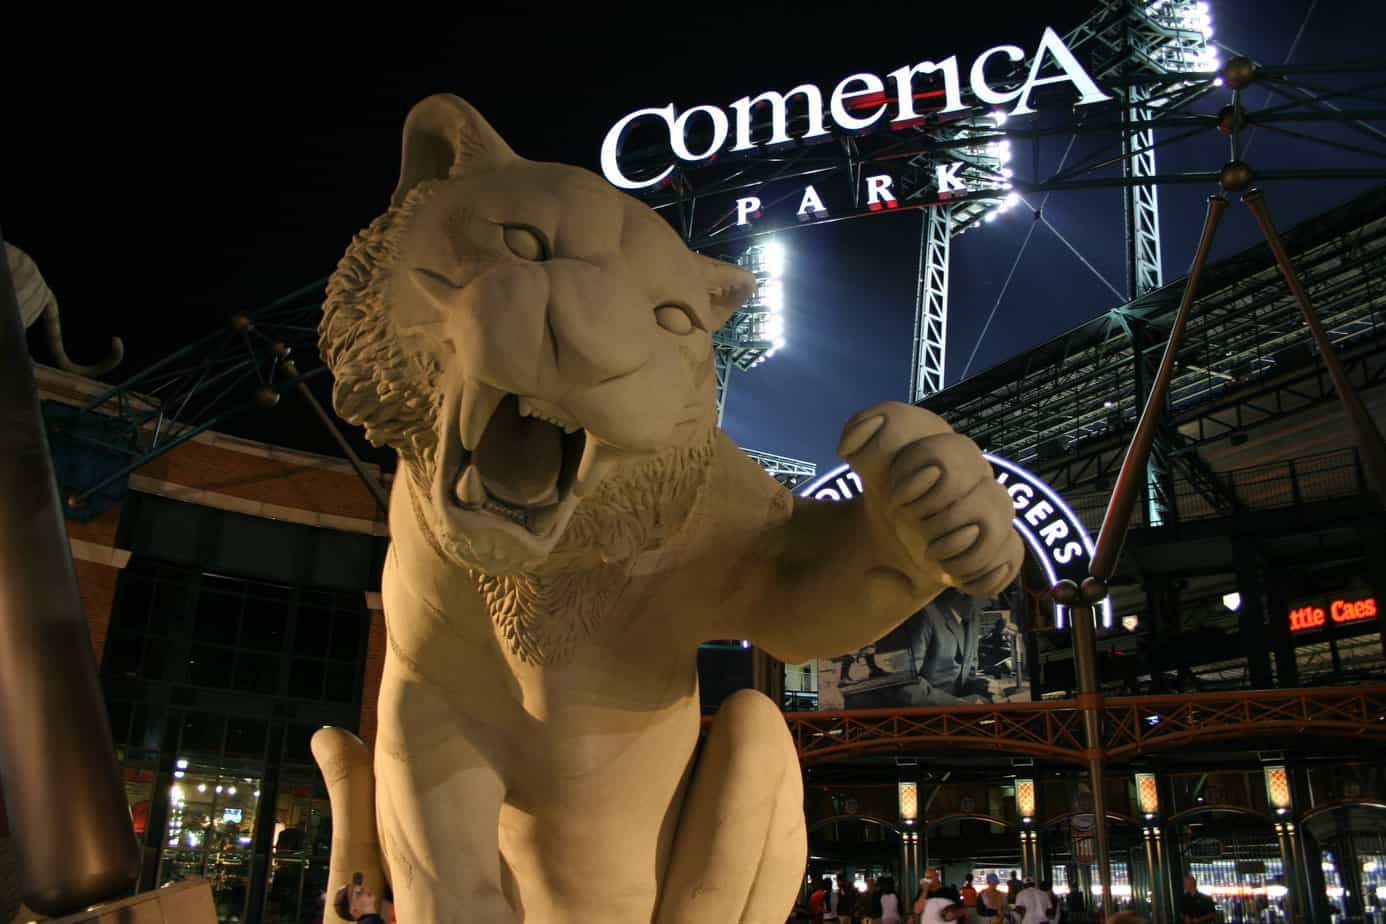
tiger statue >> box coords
[310,93,1022,923]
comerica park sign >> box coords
[798,454,1113,629]
[601,26,1111,191]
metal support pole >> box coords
[1274,822,1304,924]
[0,225,142,913]
[1143,829,1159,923]
[909,206,951,403]
[1142,831,1164,924]
[1053,190,1226,924]
[283,360,390,516]
[1070,601,1113,918]
[1153,827,1170,924]
[1244,188,1386,493]
[1093,195,1228,577]
[912,831,922,896]
[713,345,732,427]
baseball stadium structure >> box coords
[2,1,1386,921]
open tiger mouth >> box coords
[440,389,609,540]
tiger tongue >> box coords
[472,397,562,507]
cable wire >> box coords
[1242,0,1318,160]
[1035,208,1128,302]
[959,134,1080,379]
[960,217,1040,379]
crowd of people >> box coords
[794,868,1232,924]
[796,869,1068,924]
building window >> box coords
[105,559,368,707]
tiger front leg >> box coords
[839,400,1023,598]
[655,690,805,924]
[742,402,1023,664]
[373,666,517,923]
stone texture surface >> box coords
[309,93,1023,923]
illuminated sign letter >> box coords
[889,57,966,122]
[797,185,828,220]
[830,73,888,131]
[936,162,966,193]
[729,85,828,152]
[600,105,677,191]
[670,105,730,161]
[866,175,897,209]
[1010,27,1113,116]
[970,43,1026,107]
[736,196,762,226]
[802,455,1111,629]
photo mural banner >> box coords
[799,454,1103,709]
[815,584,1030,709]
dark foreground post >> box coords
[0,226,141,914]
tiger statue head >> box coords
[321,94,755,583]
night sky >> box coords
[5,3,1381,476]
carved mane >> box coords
[322,182,720,664]
[320,181,444,482]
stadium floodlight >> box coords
[727,237,790,367]
[763,239,786,277]
[764,279,785,312]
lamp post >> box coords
[1016,778,1037,879]
[1264,764,1307,924]
[1135,772,1164,923]
[899,780,920,891]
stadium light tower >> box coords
[710,237,815,490]
[907,0,1217,408]
[713,237,788,424]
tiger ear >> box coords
[694,254,756,330]
[391,94,517,207]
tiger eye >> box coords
[503,226,549,261]
[655,304,697,335]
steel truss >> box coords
[48,281,331,517]
[741,448,818,490]
[616,1,1386,419]
[923,186,1386,510]
[779,685,1386,766]
[909,206,951,402]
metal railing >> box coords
[756,686,1386,766]
[1066,446,1370,533]
[1171,446,1367,522]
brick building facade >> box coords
[1,365,392,923]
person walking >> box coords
[960,875,978,910]
[978,874,1008,923]
[1006,872,1024,906]
[1041,881,1061,924]
[914,869,941,922]
[1179,875,1217,924]
[1014,879,1051,924]
[880,878,904,924]
[861,878,882,924]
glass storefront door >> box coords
[263,778,332,923]
[158,766,263,922]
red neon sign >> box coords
[1289,596,1377,632]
